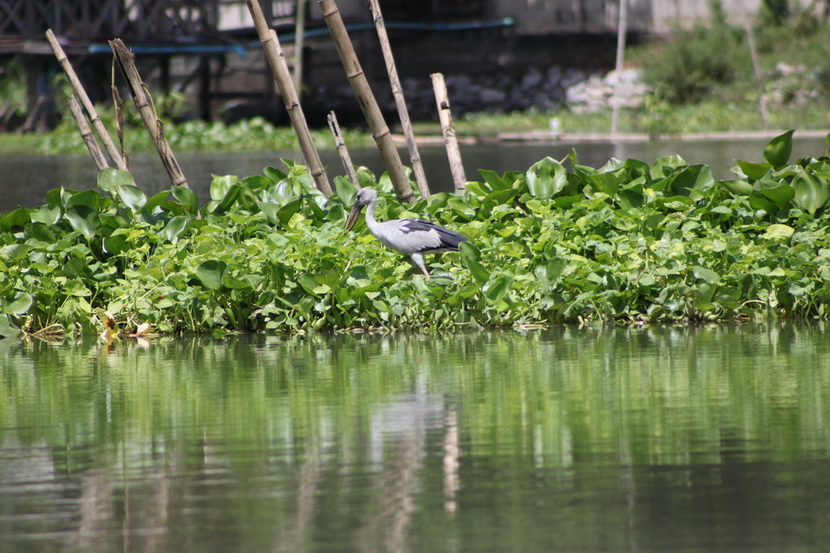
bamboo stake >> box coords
[246,0,332,196]
[367,0,430,198]
[45,29,128,171]
[67,95,109,171]
[109,39,190,189]
[430,73,466,192]
[327,111,360,187]
[293,0,308,100]
[610,0,627,135]
[317,0,415,204]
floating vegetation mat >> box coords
[2,131,830,338]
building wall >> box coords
[488,0,763,35]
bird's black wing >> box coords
[401,219,468,252]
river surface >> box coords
[2,323,830,552]
[1,135,827,211]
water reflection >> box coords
[2,324,830,552]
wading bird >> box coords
[344,188,468,277]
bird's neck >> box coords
[364,200,379,230]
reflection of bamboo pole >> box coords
[327,111,360,187]
[443,406,459,515]
[317,0,415,204]
[46,29,128,171]
[430,73,467,192]
[110,39,190,189]
[67,95,109,171]
[367,0,430,198]
[247,0,332,196]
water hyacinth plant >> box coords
[2,131,830,337]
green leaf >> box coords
[464,181,490,198]
[755,177,794,208]
[483,275,513,304]
[720,179,753,196]
[159,216,190,243]
[277,198,302,226]
[144,190,170,214]
[29,203,61,225]
[0,207,31,231]
[447,196,476,221]
[3,292,32,315]
[97,168,134,192]
[0,244,31,261]
[692,266,720,284]
[763,129,794,168]
[333,176,357,207]
[649,155,687,180]
[0,314,19,338]
[546,258,568,283]
[763,223,795,241]
[669,164,713,197]
[263,166,287,185]
[459,241,488,284]
[210,174,238,200]
[195,260,228,290]
[24,222,56,243]
[115,185,147,211]
[172,185,200,215]
[526,157,567,199]
[215,183,242,213]
[64,189,100,210]
[103,233,129,255]
[64,205,100,240]
[478,169,510,190]
[736,160,772,181]
[791,167,830,215]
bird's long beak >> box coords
[344,204,362,232]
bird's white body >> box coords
[345,188,467,276]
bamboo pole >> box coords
[610,0,627,135]
[366,0,430,198]
[109,39,190,189]
[430,73,466,192]
[246,0,332,196]
[67,95,109,171]
[293,0,308,100]
[317,0,415,204]
[45,29,128,171]
[327,111,360,187]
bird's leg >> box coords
[410,253,430,277]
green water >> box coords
[2,323,830,552]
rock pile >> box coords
[564,68,649,112]
[301,65,652,125]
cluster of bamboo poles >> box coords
[47,0,470,202]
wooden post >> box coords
[246,0,332,196]
[367,0,430,199]
[67,95,109,171]
[317,0,415,204]
[327,111,359,187]
[109,39,190,189]
[46,29,128,171]
[431,73,466,192]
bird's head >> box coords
[345,188,377,232]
